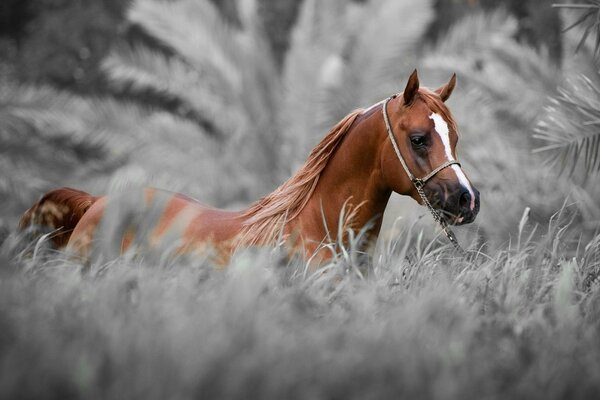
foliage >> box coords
[2,0,599,241]
[255,0,304,69]
[103,0,283,195]
[0,0,127,93]
[419,11,579,244]
[534,5,600,178]
[278,0,433,170]
[4,0,600,242]
[554,1,600,56]
[2,1,600,397]
[0,80,227,227]
[102,0,433,194]
[535,73,600,175]
[1,212,600,399]
[0,83,119,218]
[424,11,560,127]
[428,0,562,62]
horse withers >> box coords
[20,70,480,264]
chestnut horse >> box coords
[20,70,480,264]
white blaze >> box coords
[429,113,476,211]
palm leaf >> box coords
[534,75,600,175]
[0,84,125,217]
[103,42,240,138]
[127,0,278,123]
[105,0,282,194]
[554,1,600,57]
[318,0,435,129]
[423,11,560,127]
[280,0,434,167]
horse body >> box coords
[20,70,480,264]
[65,108,390,262]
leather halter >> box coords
[382,95,464,252]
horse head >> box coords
[380,70,480,225]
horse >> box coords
[19,70,480,265]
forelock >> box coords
[417,89,458,133]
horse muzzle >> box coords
[425,184,480,226]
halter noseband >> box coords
[382,95,464,252]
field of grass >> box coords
[2,0,600,398]
[1,209,600,399]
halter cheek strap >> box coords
[382,95,464,253]
[382,95,461,188]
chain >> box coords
[414,181,464,254]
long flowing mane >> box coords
[238,109,363,246]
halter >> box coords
[382,95,464,253]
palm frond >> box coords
[105,0,282,193]
[351,0,435,101]
[280,0,434,167]
[423,11,561,126]
[318,0,435,130]
[103,42,241,138]
[554,1,600,57]
[279,0,354,168]
[129,0,243,93]
[128,0,279,121]
[561,8,600,79]
[534,74,600,175]
[532,6,600,178]
[0,84,125,218]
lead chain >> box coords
[415,182,464,253]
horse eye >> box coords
[410,136,426,147]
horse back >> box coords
[66,188,244,260]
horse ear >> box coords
[403,69,420,106]
[435,73,457,102]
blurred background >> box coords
[1,0,598,248]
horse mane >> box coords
[238,109,363,246]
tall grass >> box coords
[1,209,599,399]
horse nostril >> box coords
[459,190,471,211]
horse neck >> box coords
[292,109,392,245]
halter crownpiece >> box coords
[382,95,464,253]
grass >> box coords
[1,208,600,400]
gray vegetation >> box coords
[1,0,600,398]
